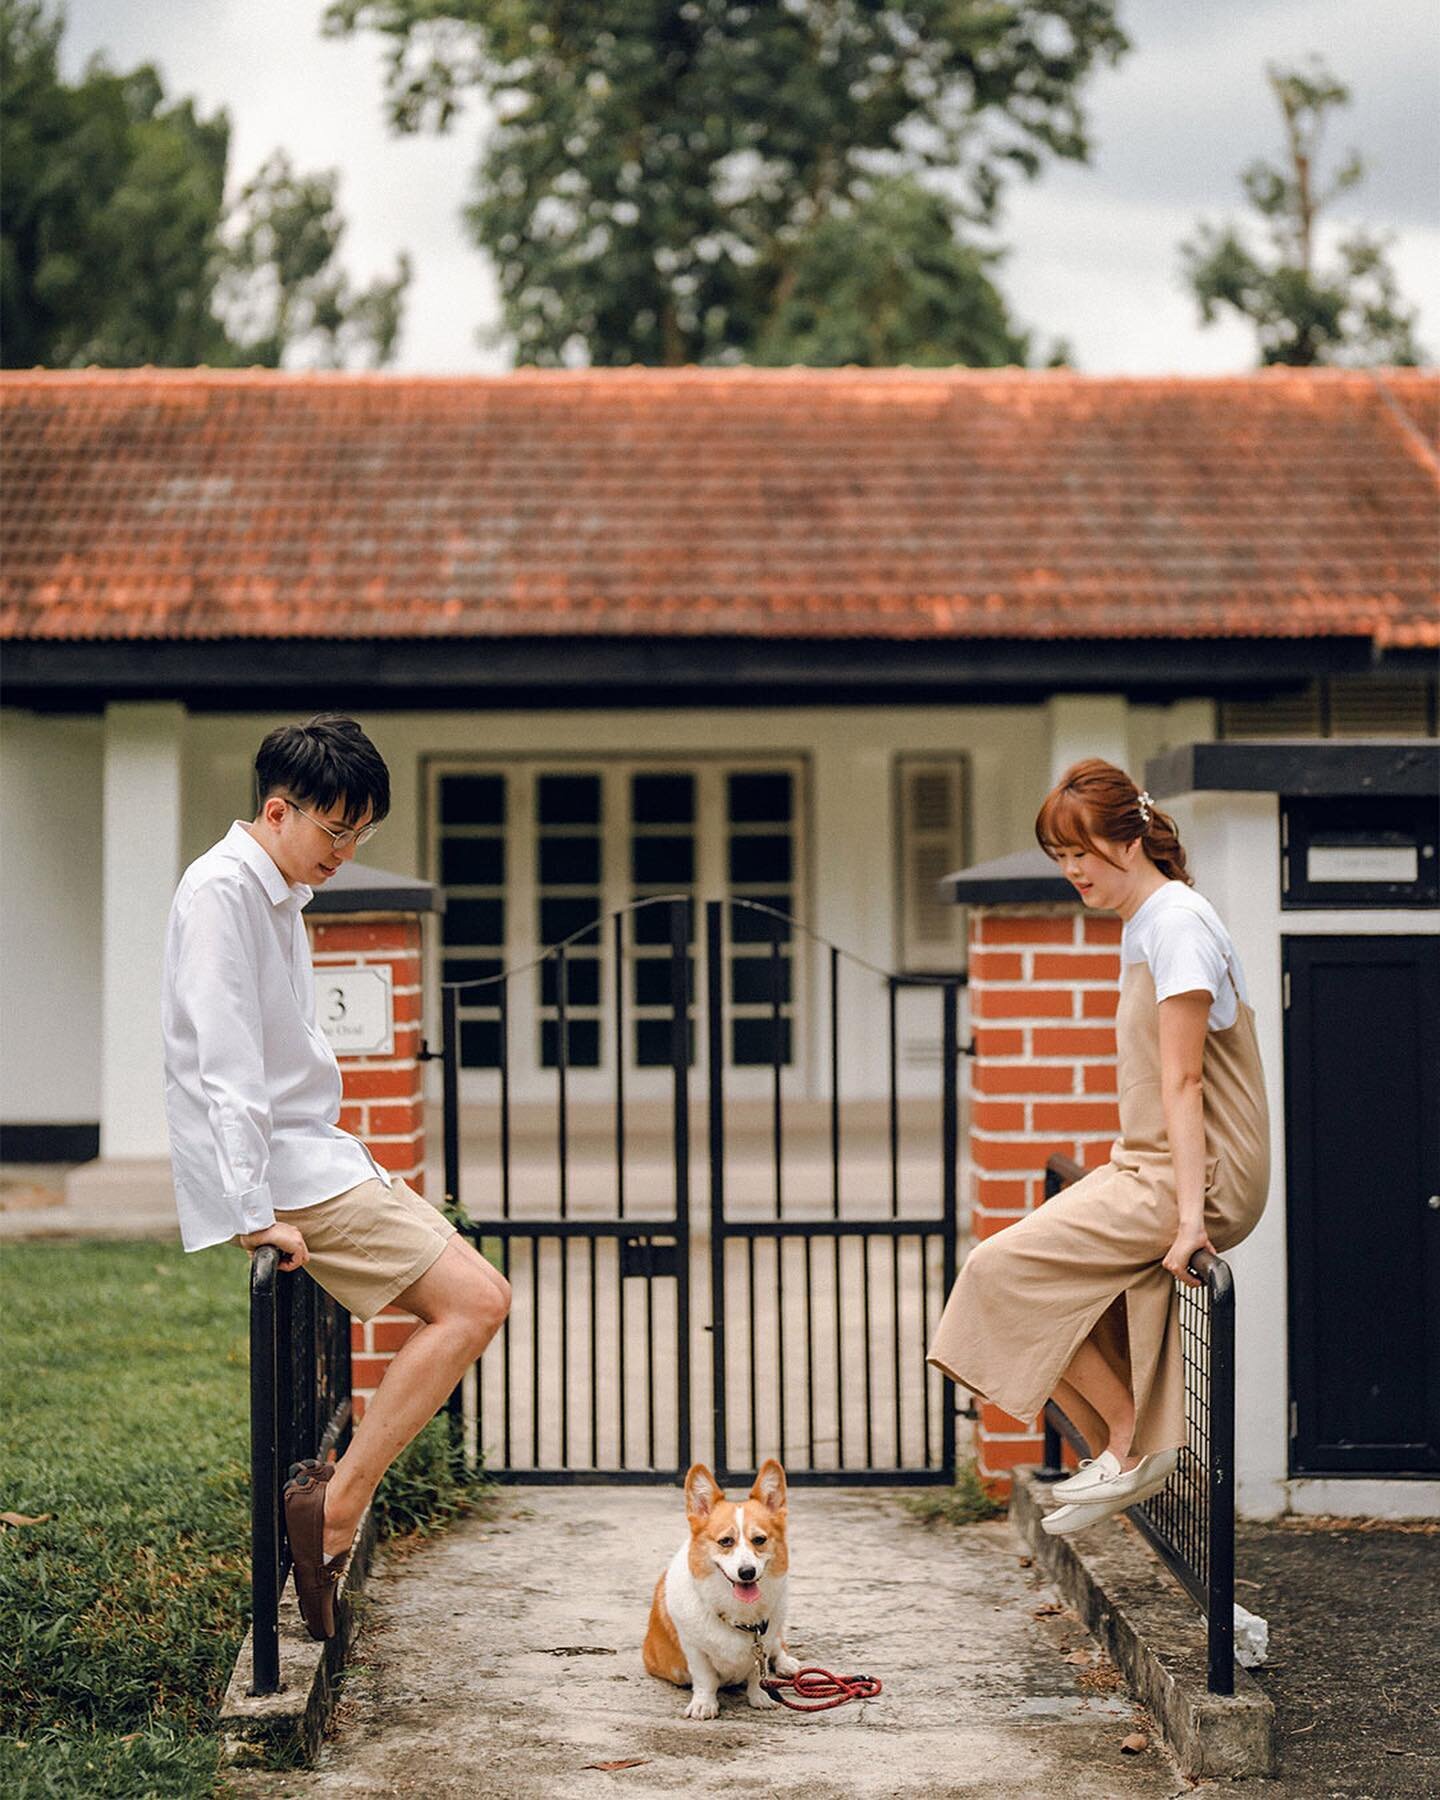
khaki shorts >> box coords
[277,1176,456,1322]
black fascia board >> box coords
[1,633,1418,712]
[1147,740,1440,800]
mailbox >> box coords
[1281,795,1438,910]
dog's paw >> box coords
[683,1693,720,1721]
[772,1652,801,1678]
[746,1683,779,1710]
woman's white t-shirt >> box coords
[1121,881,1248,1031]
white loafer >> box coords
[1040,1455,1180,1536]
[1048,1447,1178,1504]
[1047,1449,1123,1500]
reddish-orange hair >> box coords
[1035,758,1192,885]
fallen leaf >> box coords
[1120,1732,1149,1754]
[1063,1649,1092,1666]
[0,1512,51,1528]
[1017,1555,1034,1568]
[1032,1601,1064,1617]
[583,1760,648,1772]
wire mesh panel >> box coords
[1041,1156,1236,1695]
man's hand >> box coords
[237,1222,309,1272]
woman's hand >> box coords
[237,1222,309,1271]
[1163,1223,1216,1288]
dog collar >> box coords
[732,1617,768,1636]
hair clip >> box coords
[1136,790,1153,827]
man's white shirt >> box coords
[162,822,388,1251]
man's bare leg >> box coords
[322,1236,510,1556]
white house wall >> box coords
[0,711,103,1126]
[3,694,1210,1129]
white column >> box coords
[1167,790,1289,1518]
[100,702,185,1159]
[1047,693,1130,785]
[1164,697,1217,750]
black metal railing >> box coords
[249,1247,353,1695]
[1040,1153,1237,1695]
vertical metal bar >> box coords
[614,910,627,1219]
[670,897,692,1475]
[249,1248,281,1696]
[706,900,729,1483]
[499,980,513,1470]
[614,911,628,1467]
[442,983,461,1215]
[499,981,511,1219]
[1208,1264,1237,1695]
[770,918,786,1463]
[887,978,900,1218]
[531,1235,542,1466]
[502,1235,512,1470]
[940,981,960,1481]
[556,947,570,1466]
[888,978,902,1463]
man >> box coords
[162,714,509,1639]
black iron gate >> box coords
[437,895,962,1487]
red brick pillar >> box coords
[968,904,1122,1491]
[306,910,427,1421]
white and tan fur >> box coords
[643,1459,801,1719]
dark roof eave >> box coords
[2,632,1424,711]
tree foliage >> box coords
[325,0,1128,366]
[0,0,409,369]
[1180,59,1425,367]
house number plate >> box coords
[319,965,394,1057]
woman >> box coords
[927,759,1269,1534]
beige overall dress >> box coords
[928,953,1269,1455]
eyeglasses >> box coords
[286,801,380,852]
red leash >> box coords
[760,1666,883,1712]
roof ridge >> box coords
[1366,370,1440,486]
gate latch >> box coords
[620,1234,680,1280]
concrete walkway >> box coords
[230,1486,1184,1800]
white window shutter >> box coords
[896,758,968,972]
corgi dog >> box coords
[643,1458,801,1719]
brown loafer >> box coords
[283,1462,348,1641]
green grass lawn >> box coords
[0,1241,485,1799]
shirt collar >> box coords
[224,821,313,909]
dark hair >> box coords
[1035,758,1191,885]
[253,715,390,826]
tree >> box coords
[1179,59,1425,367]
[217,153,411,369]
[0,0,410,369]
[325,0,1127,366]
[0,0,231,368]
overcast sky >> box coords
[62,0,1440,374]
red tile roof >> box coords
[2,367,1436,648]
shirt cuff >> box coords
[234,1183,276,1235]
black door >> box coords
[1285,935,1440,1474]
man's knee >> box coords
[461,1267,510,1353]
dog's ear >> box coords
[750,1458,787,1514]
[685,1463,722,1527]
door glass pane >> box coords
[438,772,506,1069]
[727,769,796,1068]
[631,773,697,1066]
[537,772,602,1068]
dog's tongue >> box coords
[732,1580,761,1606]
